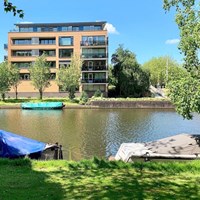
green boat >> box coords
[21,102,65,110]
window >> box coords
[20,73,30,80]
[12,50,32,57]
[39,38,55,45]
[59,61,71,68]
[12,39,31,45]
[59,49,73,58]
[12,62,31,68]
[59,37,73,46]
[50,73,56,80]
[39,50,56,57]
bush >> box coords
[93,89,102,97]
[79,91,89,105]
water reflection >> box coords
[0,109,200,160]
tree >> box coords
[56,54,82,99]
[4,0,24,18]
[143,56,186,86]
[163,0,200,119]
[10,63,21,100]
[29,55,51,100]
[111,45,150,97]
[0,61,11,100]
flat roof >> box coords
[15,21,107,27]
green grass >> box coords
[0,158,200,200]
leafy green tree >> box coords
[4,0,24,18]
[29,55,51,100]
[163,0,200,119]
[56,54,82,99]
[111,45,150,97]
[10,64,20,100]
[143,56,185,86]
[0,61,11,100]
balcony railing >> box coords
[81,78,108,83]
[82,66,107,71]
[80,41,107,46]
[81,53,107,59]
[4,44,8,50]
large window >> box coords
[59,37,73,46]
[20,73,30,80]
[39,38,56,45]
[12,50,32,57]
[81,36,106,46]
[59,49,73,58]
[12,62,31,68]
[39,50,56,57]
[12,39,31,45]
[82,48,106,58]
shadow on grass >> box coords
[0,159,65,200]
[61,159,200,199]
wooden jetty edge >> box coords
[114,134,200,162]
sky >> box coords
[0,0,182,65]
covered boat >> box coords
[21,102,65,110]
[0,130,61,159]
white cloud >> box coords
[104,23,119,34]
[165,39,180,45]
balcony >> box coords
[81,78,108,83]
[82,66,107,71]
[81,53,107,59]
[80,41,107,46]
[4,44,8,50]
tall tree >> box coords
[10,63,20,100]
[0,61,11,100]
[56,54,82,99]
[29,55,51,100]
[143,56,186,86]
[4,0,24,18]
[111,45,150,97]
[163,0,200,119]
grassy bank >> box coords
[0,158,200,200]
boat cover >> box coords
[0,130,46,158]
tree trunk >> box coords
[15,86,18,100]
[2,93,5,101]
[39,89,43,100]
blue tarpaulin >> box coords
[0,130,46,158]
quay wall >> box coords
[90,100,174,109]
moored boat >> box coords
[21,102,65,110]
[0,130,62,159]
[115,134,200,162]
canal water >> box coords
[0,108,200,160]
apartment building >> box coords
[5,21,108,97]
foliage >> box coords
[56,54,82,99]
[93,89,102,97]
[4,0,24,18]
[29,55,51,99]
[163,0,200,118]
[143,56,185,86]
[79,91,89,105]
[0,61,11,100]
[9,63,20,100]
[111,45,150,97]
[1,158,200,199]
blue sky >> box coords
[0,0,182,64]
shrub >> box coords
[79,91,89,105]
[93,89,102,97]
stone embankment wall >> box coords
[90,100,174,109]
